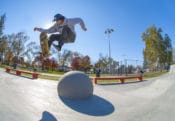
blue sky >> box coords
[1,0,175,65]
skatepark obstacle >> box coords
[58,71,93,99]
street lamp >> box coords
[105,28,114,74]
[172,40,175,63]
[125,59,128,76]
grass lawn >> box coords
[88,73,114,77]
[38,70,168,82]
[38,74,61,80]
[0,64,8,68]
[46,71,65,75]
[93,71,169,84]
[143,71,168,79]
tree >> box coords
[109,57,118,73]
[142,25,162,64]
[71,55,91,72]
[95,54,109,69]
[58,50,73,66]
[56,49,82,67]
[142,25,173,70]
[81,55,91,72]
[94,54,118,73]
[163,34,173,64]
[0,36,8,63]
[127,65,136,74]
[0,14,6,63]
[0,14,38,65]
[173,48,175,63]
[71,56,81,70]
[24,41,38,62]
[7,32,29,56]
[2,32,37,65]
[0,14,5,37]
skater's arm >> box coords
[70,18,87,31]
[38,25,57,33]
[34,24,57,33]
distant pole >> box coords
[120,60,122,75]
[105,28,114,74]
[125,59,128,76]
[121,54,126,75]
[172,41,175,63]
[136,60,138,67]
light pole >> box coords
[135,60,138,67]
[105,28,114,74]
[121,54,126,75]
[172,40,175,63]
[125,59,128,76]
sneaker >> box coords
[53,44,61,51]
[59,40,64,48]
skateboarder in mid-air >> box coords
[34,13,87,52]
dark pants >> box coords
[48,25,75,48]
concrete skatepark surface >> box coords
[0,65,175,121]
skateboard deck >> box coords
[40,32,50,58]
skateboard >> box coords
[40,32,50,58]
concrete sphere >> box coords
[58,71,93,99]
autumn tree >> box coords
[71,56,81,70]
[0,14,38,65]
[80,55,91,72]
[1,32,37,65]
[71,55,91,72]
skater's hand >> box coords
[83,28,87,31]
[34,27,40,31]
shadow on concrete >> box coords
[39,111,58,121]
[60,95,115,116]
[97,80,148,86]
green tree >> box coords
[142,25,173,69]
[163,34,173,64]
[95,54,109,70]
[59,50,73,67]
[0,36,8,63]
[95,54,118,73]
[0,14,6,63]
[127,65,136,74]
[0,14,5,37]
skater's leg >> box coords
[52,26,75,51]
[49,34,64,51]
[48,34,61,49]
[53,41,64,51]
[49,26,75,52]
[61,25,76,43]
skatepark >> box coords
[0,65,174,121]
[1,1,175,121]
